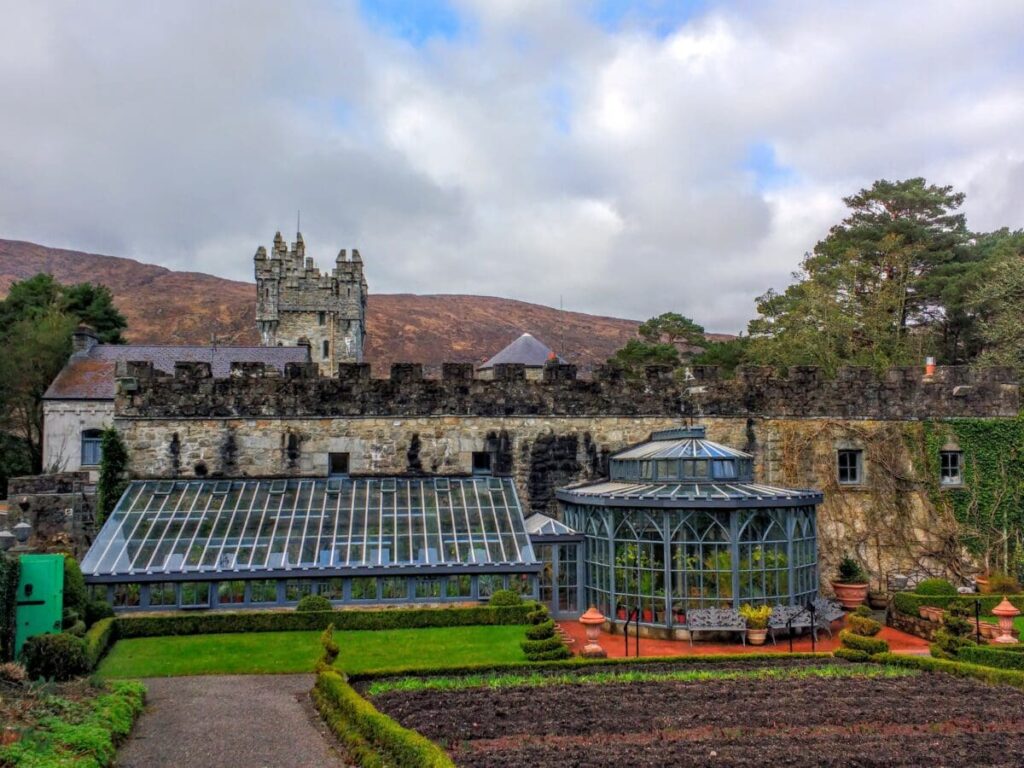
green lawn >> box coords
[97,625,527,679]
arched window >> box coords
[81,429,103,466]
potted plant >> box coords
[831,556,869,609]
[672,602,687,625]
[739,604,772,645]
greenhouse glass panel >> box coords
[81,477,536,579]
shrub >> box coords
[834,647,871,663]
[0,661,26,683]
[851,605,874,618]
[296,594,334,613]
[958,645,1024,671]
[524,646,572,661]
[315,670,454,767]
[838,629,888,656]
[874,652,1024,690]
[525,619,556,640]
[914,578,957,596]
[0,557,18,662]
[85,598,115,627]
[489,589,522,607]
[115,604,532,638]
[66,619,87,638]
[836,556,868,584]
[931,600,976,659]
[521,635,565,655]
[988,571,1022,594]
[847,614,882,637]
[21,633,89,681]
[739,604,771,629]
[318,625,340,671]
[85,617,117,669]
[63,555,88,618]
[526,605,550,625]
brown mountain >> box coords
[0,238,729,374]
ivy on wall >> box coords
[922,417,1024,576]
[0,556,19,662]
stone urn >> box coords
[992,597,1021,644]
[578,606,608,658]
[831,581,869,609]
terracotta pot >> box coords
[980,622,999,639]
[747,628,768,646]
[642,609,653,623]
[674,612,687,625]
[925,606,944,622]
[868,591,889,610]
[831,581,869,609]
[919,606,930,619]
[617,608,627,621]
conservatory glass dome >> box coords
[556,427,823,630]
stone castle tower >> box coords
[254,231,368,375]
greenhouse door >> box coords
[538,543,581,618]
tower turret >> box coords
[254,231,368,374]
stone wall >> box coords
[5,472,96,557]
[114,361,1019,420]
[109,361,1020,587]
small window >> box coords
[350,577,377,600]
[81,429,103,467]
[640,462,653,480]
[329,452,350,477]
[284,580,313,602]
[381,577,407,600]
[317,578,344,601]
[380,478,396,493]
[249,580,278,603]
[112,583,140,608]
[434,477,450,492]
[940,451,963,486]
[180,582,210,608]
[217,580,245,605]
[656,459,679,480]
[415,577,442,599]
[148,582,176,607]
[318,311,326,326]
[446,575,472,598]
[472,451,492,475]
[478,574,504,599]
[712,460,737,480]
[322,339,330,359]
[837,450,863,485]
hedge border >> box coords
[114,604,533,639]
[872,651,1024,689]
[958,645,1024,671]
[839,629,889,656]
[892,592,1024,616]
[348,652,834,682]
[85,617,117,669]
[315,670,454,768]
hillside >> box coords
[0,238,727,373]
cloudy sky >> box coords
[2,1,1023,332]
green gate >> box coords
[14,554,64,657]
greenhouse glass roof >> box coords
[81,477,536,579]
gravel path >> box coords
[117,675,347,768]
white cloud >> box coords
[0,0,1022,332]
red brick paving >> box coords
[558,615,930,657]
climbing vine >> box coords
[97,427,129,524]
[921,417,1024,577]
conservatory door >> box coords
[537,543,581,618]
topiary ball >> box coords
[489,589,522,607]
[296,594,333,612]
[914,578,957,596]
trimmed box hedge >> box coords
[833,647,871,662]
[315,670,454,768]
[958,645,1024,671]
[85,617,117,669]
[892,592,1024,617]
[839,629,889,656]
[873,651,1024,689]
[114,604,533,639]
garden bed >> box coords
[369,660,1024,767]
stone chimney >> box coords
[72,325,99,354]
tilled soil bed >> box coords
[371,666,1024,767]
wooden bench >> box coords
[686,607,747,646]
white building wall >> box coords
[43,400,114,475]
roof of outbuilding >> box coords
[478,332,564,369]
[44,344,309,400]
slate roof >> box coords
[478,332,565,369]
[44,344,309,400]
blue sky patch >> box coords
[358,0,462,45]
[592,0,707,38]
[744,141,797,190]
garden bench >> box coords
[768,599,845,643]
[686,607,747,646]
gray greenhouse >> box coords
[556,427,822,635]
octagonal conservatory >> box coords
[556,427,822,634]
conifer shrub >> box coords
[296,594,334,613]
[21,633,89,681]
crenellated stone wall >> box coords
[109,360,1021,586]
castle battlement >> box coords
[114,361,1019,420]
[254,231,368,375]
